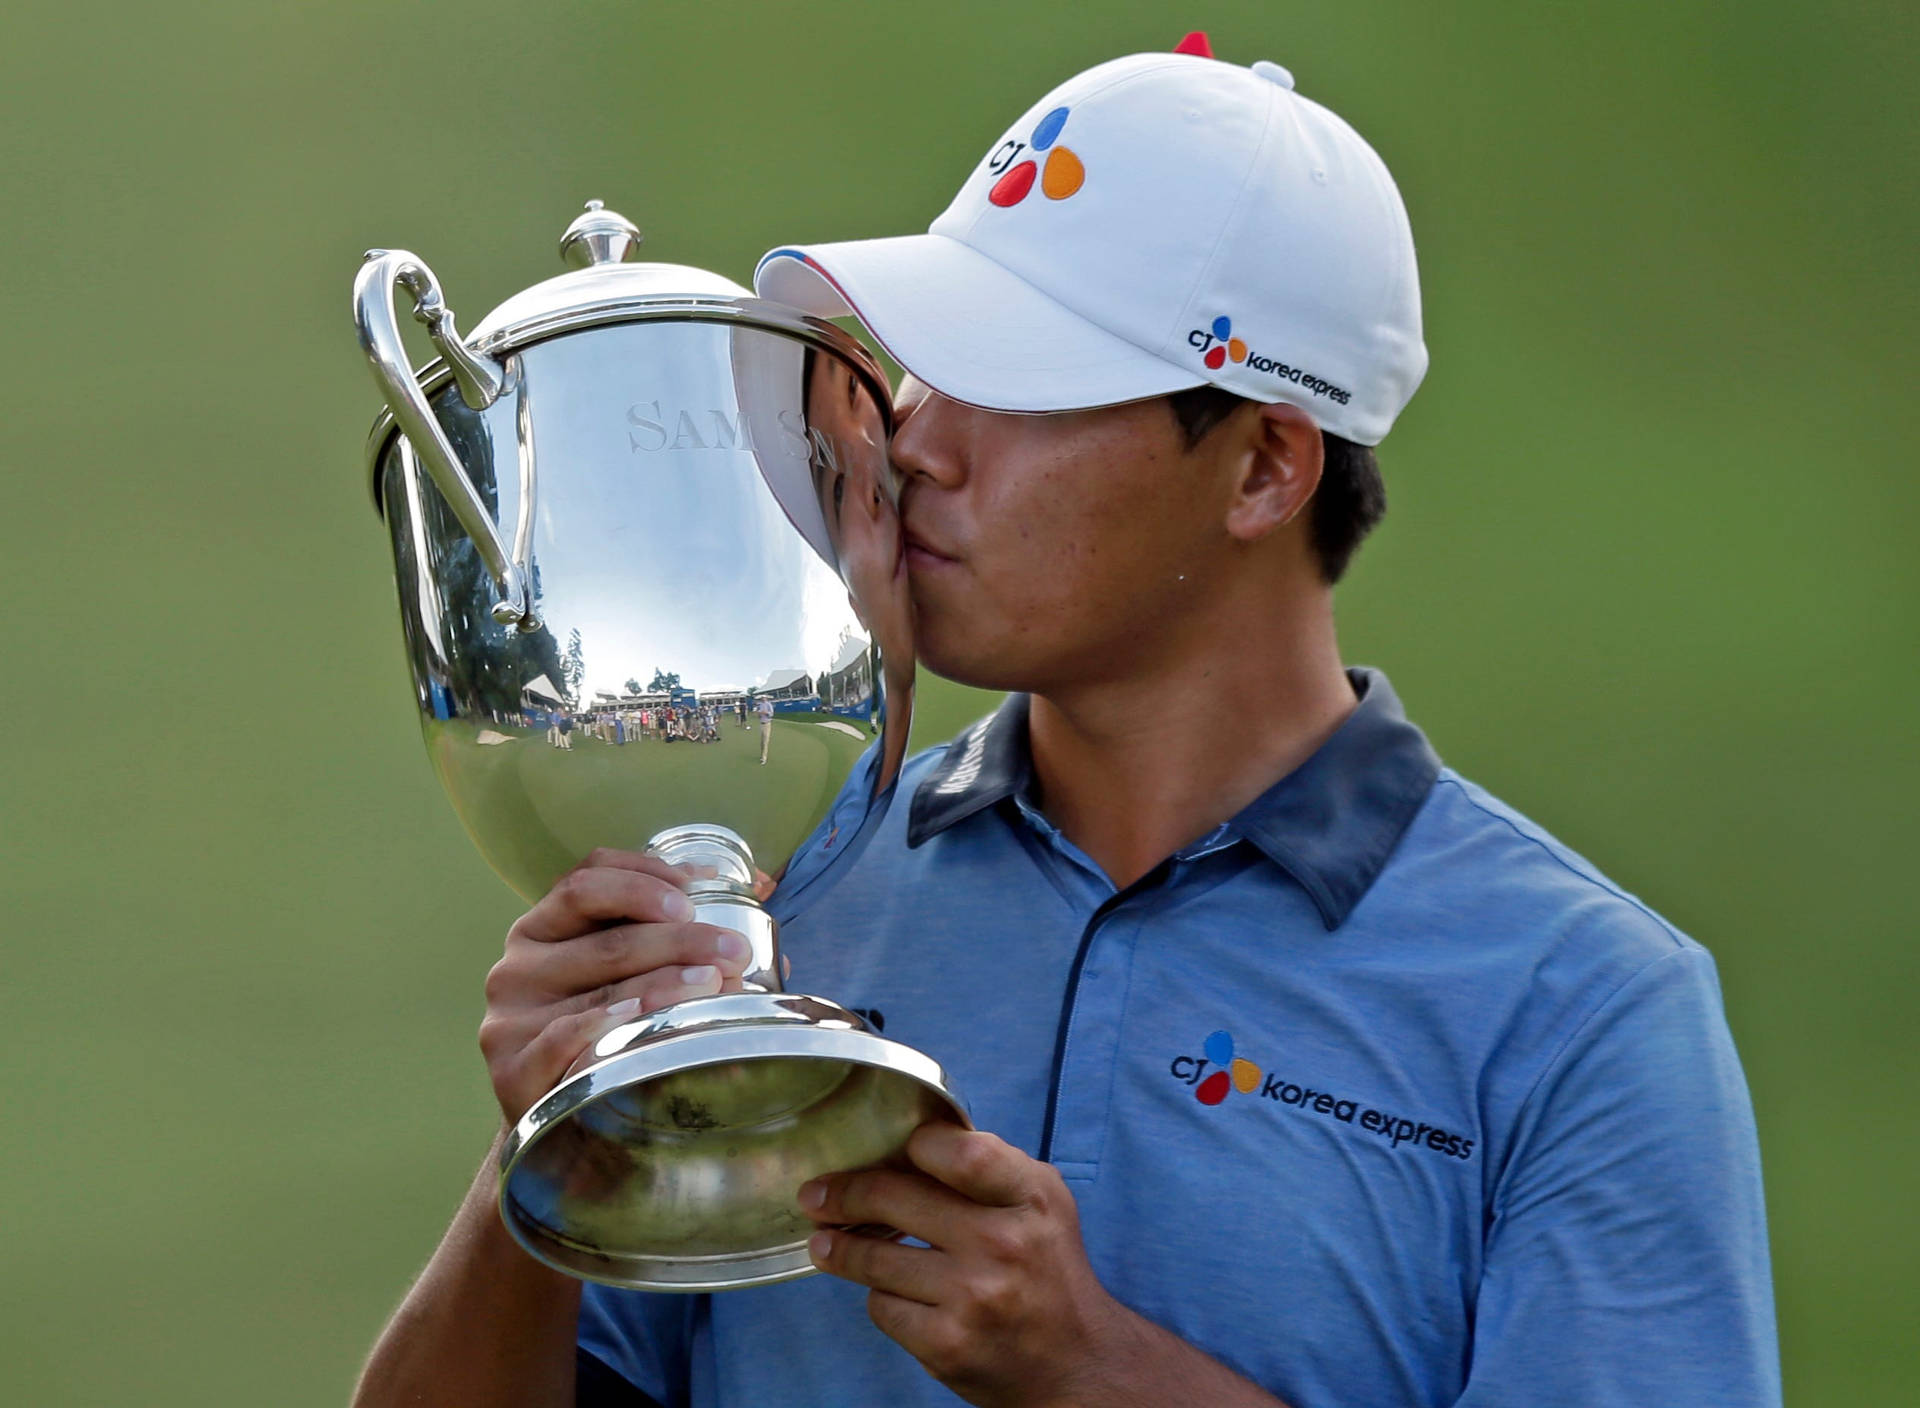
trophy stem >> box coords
[646,823,782,992]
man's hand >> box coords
[480,848,759,1125]
[799,1125,1288,1407]
[355,850,780,1408]
[791,1125,1129,1406]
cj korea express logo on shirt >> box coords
[1171,1028,1476,1161]
[1188,315,1354,407]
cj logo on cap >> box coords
[1189,313,1357,407]
[1189,315,1249,371]
[986,106,1087,207]
[1169,1029,1264,1106]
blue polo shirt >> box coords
[579,669,1779,1407]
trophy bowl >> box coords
[355,200,964,1290]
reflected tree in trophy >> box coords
[354,201,964,1290]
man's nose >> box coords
[890,381,968,490]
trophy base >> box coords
[497,991,966,1291]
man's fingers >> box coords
[906,1124,1031,1207]
[798,1167,972,1248]
[808,1229,945,1305]
[512,865,698,942]
[639,962,727,1010]
[506,965,727,1109]
[864,1291,944,1360]
[867,1282,992,1385]
[495,1003,615,1122]
[498,962,724,1072]
[505,921,752,1001]
[573,847,701,884]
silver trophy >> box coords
[354,201,964,1291]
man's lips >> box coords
[903,527,961,564]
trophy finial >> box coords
[560,199,644,268]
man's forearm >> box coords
[353,1130,582,1408]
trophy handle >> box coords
[353,248,539,631]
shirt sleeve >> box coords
[575,1285,698,1408]
[1457,945,1780,1408]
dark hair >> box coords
[1166,384,1386,584]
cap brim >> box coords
[755,234,1204,413]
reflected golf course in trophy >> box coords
[353,200,965,1290]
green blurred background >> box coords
[2,1,1913,1402]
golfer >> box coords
[758,695,776,764]
[354,37,1778,1408]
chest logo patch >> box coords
[1187,1029,1262,1105]
[1171,1028,1477,1161]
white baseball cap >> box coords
[755,35,1427,446]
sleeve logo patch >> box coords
[1171,1029,1476,1161]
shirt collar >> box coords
[907,691,1035,841]
[906,668,1440,930]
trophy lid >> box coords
[466,200,751,347]
[361,200,890,510]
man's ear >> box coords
[1223,401,1324,542]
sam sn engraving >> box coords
[627,401,831,464]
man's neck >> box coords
[1024,608,1356,892]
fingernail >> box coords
[679,964,718,988]
[798,1180,825,1210]
[716,931,750,963]
[606,997,641,1017]
[808,1231,832,1264]
[663,891,695,922]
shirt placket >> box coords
[1044,894,1152,1186]
[1014,798,1222,1188]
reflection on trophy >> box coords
[353,200,964,1290]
